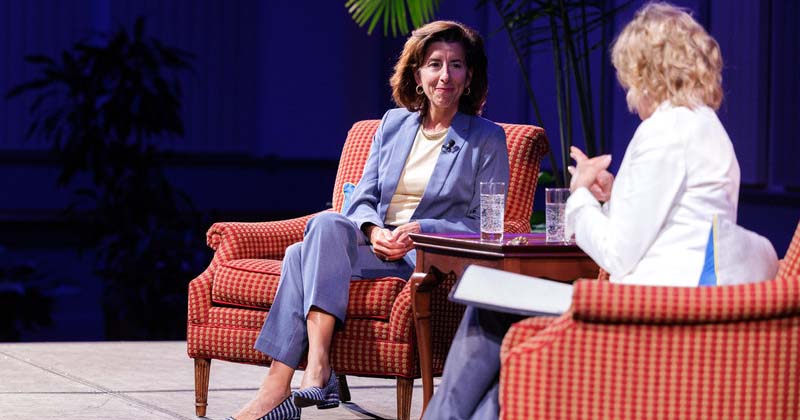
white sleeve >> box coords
[565,138,686,277]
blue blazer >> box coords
[345,108,510,234]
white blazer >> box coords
[566,102,740,286]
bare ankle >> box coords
[257,383,291,400]
[300,364,331,389]
[234,388,291,420]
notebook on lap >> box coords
[449,265,573,317]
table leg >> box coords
[410,267,445,416]
[410,271,433,415]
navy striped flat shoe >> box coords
[292,369,340,409]
[225,395,301,420]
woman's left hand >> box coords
[391,222,421,248]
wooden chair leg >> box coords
[194,358,211,417]
[337,374,351,402]
[396,377,413,420]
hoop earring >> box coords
[416,85,424,95]
[464,87,471,96]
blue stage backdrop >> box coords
[0,0,797,340]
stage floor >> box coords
[0,341,435,419]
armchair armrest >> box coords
[504,218,531,234]
[207,211,328,263]
[571,274,800,324]
[500,316,558,360]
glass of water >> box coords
[480,181,505,242]
[545,188,571,243]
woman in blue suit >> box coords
[228,20,509,420]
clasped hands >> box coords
[367,222,420,262]
[567,146,614,202]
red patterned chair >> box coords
[499,221,800,420]
[187,119,549,419]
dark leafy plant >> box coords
[479,0,633,185]
[7,17,209,339]
[346,0,633,186]
[0,248,54,341]
[69,159,212,339]
[7,16,193,185]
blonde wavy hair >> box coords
[611,2,724,114]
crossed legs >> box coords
[233,212,414,419]
[233,308,336,420]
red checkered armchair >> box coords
[187,119,549,419]
[500,221,800,420]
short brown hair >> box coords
[611,2,724,112]
[390,20,488,116]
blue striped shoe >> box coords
[292,369,340,409]
[224,395,301,420]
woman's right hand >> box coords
[368,226,414,261]
[568,146,614,201]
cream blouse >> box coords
[384,126,446,226]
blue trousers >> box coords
[254,212,415,368]
[423,307,523,420]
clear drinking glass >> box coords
[480,181,505,242]
[545,188,571,243]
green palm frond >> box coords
[345,0,440,36]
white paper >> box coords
[450,265,574,316]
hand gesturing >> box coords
[567,146,614,202]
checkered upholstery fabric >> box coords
[347,278,407,319]
[572,274,800,324]
[188,314,399,367]
[207,214,320,263]
[187,269,213,325]
[187,120,548,410]
[500,316,559,358]
[210,258,405,319]
[777,221,800,279]
[499,220,800,420]
[211,259,282,309]
[332,120,380,213]
[429,271,463,373]
[387,284,415,342]
[499,123,548,233]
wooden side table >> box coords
[408,232,599,416]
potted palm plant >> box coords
[7,17,209,339]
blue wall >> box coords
[3,1,796,203]
[1,0,797,339]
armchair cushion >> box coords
[212,259,282,309]
[211,258,406,320]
